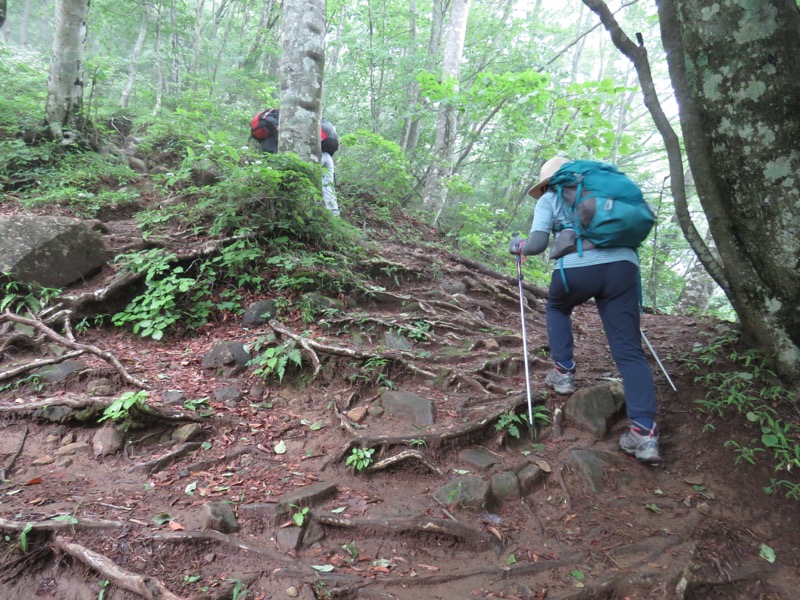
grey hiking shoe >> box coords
[619,424,661,464]
[544,367,576,395]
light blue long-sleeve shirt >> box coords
[530,190,639,268]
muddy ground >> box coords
[1,201,799,600]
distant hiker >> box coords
[250,108,340,216]
[509,156,660,464]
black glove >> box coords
[509,232,526,255]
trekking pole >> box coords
[514,236,536,439]
[640,328,677,392]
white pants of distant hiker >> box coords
[320,152,339,216]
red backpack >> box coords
[250,108,277,141]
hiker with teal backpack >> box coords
[510,156,661,464]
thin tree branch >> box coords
[580,0,728,291]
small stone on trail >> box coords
[286,586,299,597]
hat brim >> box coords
[527,177,551,199]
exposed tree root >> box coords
[366,449,443,475]
[314,513,501,551]
[0,424,27,481]
[0,393,208,425]
[333,553,580,592]
[181,446,275,474]
[269,319,436,379]
[0,349,87,382]
[0,545,51,584]
[0,517,127,532]
[434,249,549,299]
[326,395,529,469]
[127,441,202,474]
[0,311,149,389]
[150,530,289,563]
[54,536,187,600]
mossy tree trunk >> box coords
[655,0,800,380]
[44,0,89,142]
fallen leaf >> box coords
[533,459,552,473]
[417,564,440,571]
[25,477,43,486]
[168,521,185,531]
[488,526,503,541]
[373,566,391,574]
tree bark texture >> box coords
[45,0,89,140]
[423,0,471,224]
[0,0,6,30]
[279,0,326,163]
[655,0,800,379]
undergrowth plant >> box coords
[346,447,375,471]
[687,332,800,499]
[249,334,303,383]
[99,390,150,430]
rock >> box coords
[161,390,187,406]
[127,156,148,174]
[380,391,435,426]
[567,449,610,494]
[276,527,303,552]
[55,442,91,457]
[459,447,501,471]
[433,475,495,509]
[239,481,338,526]
[36,359,86,383]
[302,292,345,311]
[201,341,252,377]
[0,216,109,288]
[200,501,239,533]
[491,471,521,500]
[214,387,242,403]
[382,331,413,351]
[31,455,55,466]
[191,159,220,186]
[172,423,203,442]
[516,462,546,494]
[347,407,369,423]
[92,424,125,458]
[242,300,277,329]
[565,382,625,438]
[87,379,114,397]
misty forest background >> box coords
[1,0,712,312]
[0,0,798,388]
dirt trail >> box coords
[1,209,798,600]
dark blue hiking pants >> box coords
[546,260,657,424]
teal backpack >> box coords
[548,160,655,258]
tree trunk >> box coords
[654,0,800,380]
[279,0,326,163]
[673,238,719,315]
[422,0,471,224]
[45,0,89,142]
[584,0,800,380]
[402,0,446,154]
[0,0,7,30]
[119,9,149,108]
[152,1,164,116]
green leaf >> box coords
[761,434,780,448]
[570,569,585,580]
[759,543,776,563]
[331,506,347,514]
[311,564,335,572]
[153,513,174,525]
[645,503,661,513]
[274,440,287,454]
[185,482,197,495]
